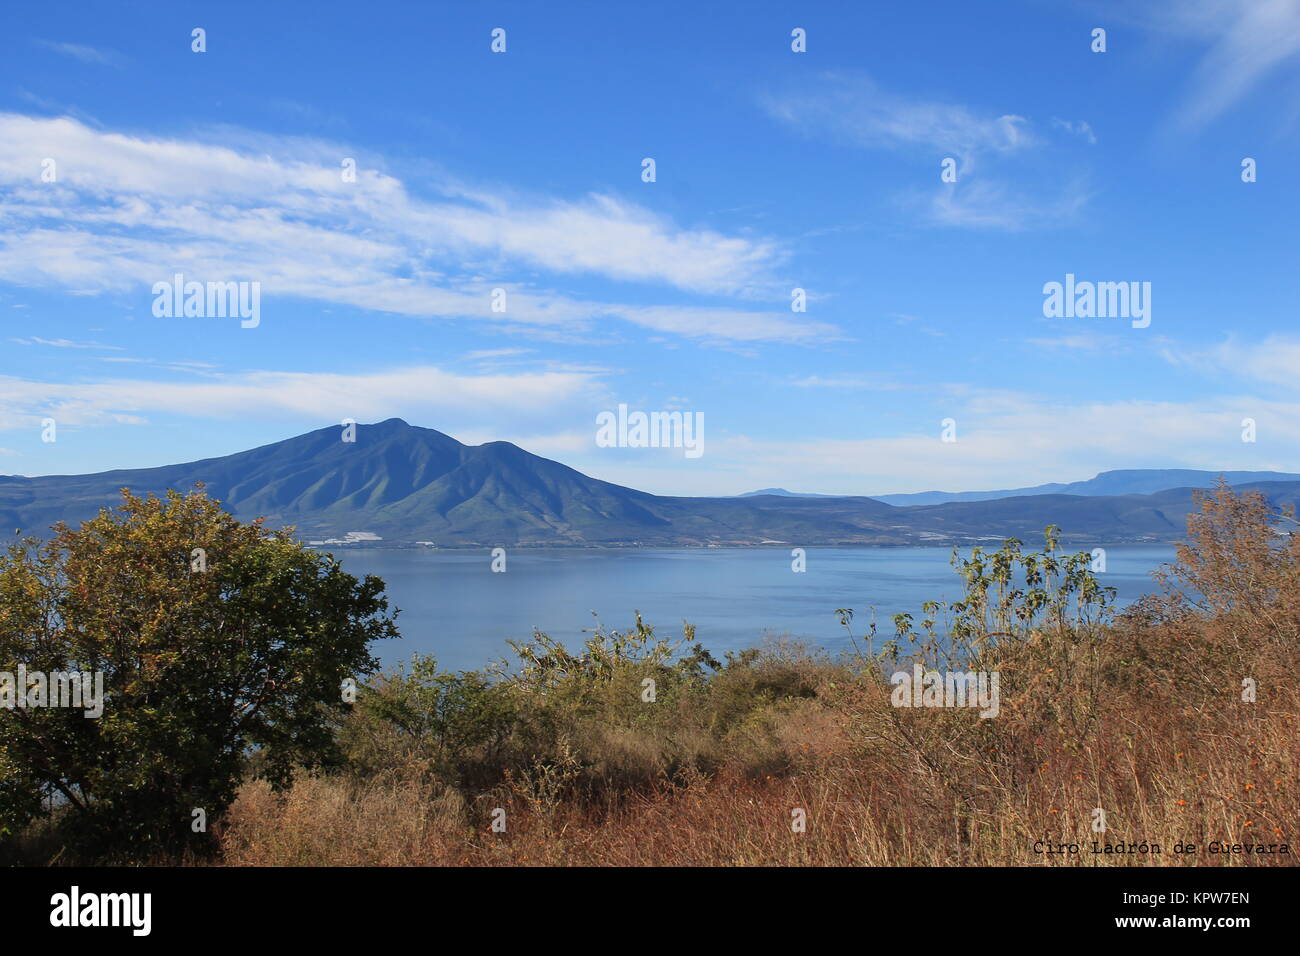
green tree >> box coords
[0,488,398,860]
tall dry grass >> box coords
[217,484,1297,866]
[219,683,1296,866]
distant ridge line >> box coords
[3,421,1299,548]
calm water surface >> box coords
[333,546,1175,672]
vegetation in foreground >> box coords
[1,484,1296,866]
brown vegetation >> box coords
[217,484,1298,866]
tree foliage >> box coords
[0,488,397,858]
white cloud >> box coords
[616,305,838,343]
[10,336,125,350]
[0,364,609,433]
[1027,331,1130,352]
[1051,118,1097,144]
[789,374,907,390]
[463,348,534,361]
[575,392,1300,496]
[0,113,821,343]
[32,40,126,68]
[1162,334,1300,390]
[926,177,1091,230]
[762,75,1090,230]
[761,74,1034,165]
[1140,0,1300,130]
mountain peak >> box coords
[736,487,841,499]
[360,418,462,445]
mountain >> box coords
[894,482,1300,540]
[0,419,670,546]
[868,469,1300,506]
[2,420,1297,547]
[736,488,841,498]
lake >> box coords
[332,545,1177,672]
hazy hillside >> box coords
[870,469,1300,506]
[3,420,1297,547]
[736,488,842,498]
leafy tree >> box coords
[0,488,398,859]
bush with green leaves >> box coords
[0,488,397,860]
[337,654,517,786]
[335,614,845,800]
[830,527,1120,819]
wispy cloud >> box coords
[1161,334,1300,390]
[604,393,1300,496]
[0,364,609,433]
[789,374,909,391]
[463,348,534,361]
[761,73,1034,166]
[32,39,127,68]
[1051,118,1097,144]
[1027,331,1130,352]
[762,74,1091,230]
[0,114,830,344]
[1142,0,1300,131]
[9,336,125,350]
[926,177,1091,230]
[773,397,1300,493]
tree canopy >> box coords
[0,488,398,858]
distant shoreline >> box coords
[309,538,1183,552]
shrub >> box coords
[0,488,397,861]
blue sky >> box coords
[1,0,1298,495]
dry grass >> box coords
[220,775,469,866]
[219,679,1297,866]
[209,486,1300,866]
